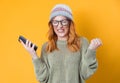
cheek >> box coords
[53,27,58,34]
[65,27,69,34]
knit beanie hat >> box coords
[49,4,73,21]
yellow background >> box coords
[0,0,120,83]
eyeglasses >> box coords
[51,19,70,27]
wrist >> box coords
[88,46,96,51]
[32,55,38,60]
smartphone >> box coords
[18,35,38,51]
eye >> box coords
[52,20,58,25]
[62,20,69,25]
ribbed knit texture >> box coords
[49,4,73,21]
[32,37,98,83]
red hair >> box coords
[46,20,81,53]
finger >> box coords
[95,38,100,46]
[19,39,26,48]
[29,41,32,48]
[98,38,103,45]
[26,40,29,47]
[20,39,24,45]
[95,38,102,45]
[96,38,103,48]
[32,44,35,49]
[19,39,23,44]
[91,39,94,43]
[92,39,97,46]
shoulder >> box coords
[79,36,90,49]
[41,42,48,51]
[42,42,48,48]
[79,36,89,44]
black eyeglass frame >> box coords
[50,18,71,27]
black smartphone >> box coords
[18,35,38,51]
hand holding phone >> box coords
[18,35,38,51]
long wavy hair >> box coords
[46,18,81,53]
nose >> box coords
[57,22,63,29]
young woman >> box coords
[20,4,102,83]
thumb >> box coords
[19,39,26,48]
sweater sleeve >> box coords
[80,37,98,80]
[32,42,49,83]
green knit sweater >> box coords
[32,37,98,83]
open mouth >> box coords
[57,29,64,33]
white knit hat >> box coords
[49,4,73,21]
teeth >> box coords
[58,29,64,32]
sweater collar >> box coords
[56,39,67,45]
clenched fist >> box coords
[88,38,102,50]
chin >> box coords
[57,33,68,38]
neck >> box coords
[58,36,68,41]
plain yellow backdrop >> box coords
[0,0,120,83]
